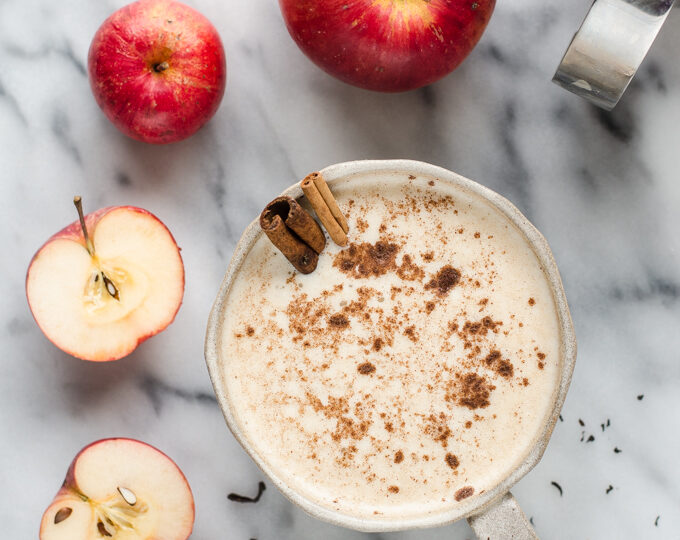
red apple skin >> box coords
[88,0,227,144]
[279,0,495,92]
[26,206,185,362]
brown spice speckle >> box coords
[334,241,399,278]
[424,413,452,447]
[445,453,460,469]
[329,313,349,329]
[425,265,461,296]
[357,362,376,375]
[455,486,474,501]
[447,372,495,410]
[404,325,419,342]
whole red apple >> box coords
[279,0,495,92]
[88,0,227,144]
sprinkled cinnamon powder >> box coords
[403,325,419,342]
[357,362,376,375]
[333,241,399,278]
[425,265,461,296]
[484,350,514,378]
[329,313,349,329]
[447,373,495,410]
[445,453,460,469]
[396,254,425,281]
[424,413,452,447]
[455,486,474,501]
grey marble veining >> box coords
[1,0,679,538]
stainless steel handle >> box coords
[552,0,676,110]
[467,492,538,540]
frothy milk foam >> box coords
[220,172,561,521]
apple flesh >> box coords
[26,203,184,362]
[88,0,227,144]
[279,0,495,92]
[39,438,194,540]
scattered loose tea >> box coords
[228,482,266,503]
[578,418,585,426]
[606,485,613,494]
[637,394,644,401]
[586,435,595,443]
[530,517,534,525]
[654,516,660,527]
[559,415,563,422]
[614,447,622,454]
[551,481,563,496]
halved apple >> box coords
[39,438,194,540]
[26,198,184,361]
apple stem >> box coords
[73,196,120,301]
[154,61,170,73]
[73,196,95,256]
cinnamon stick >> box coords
[301,172,348,246]
[310,172,348,233]
[260,196,325,274]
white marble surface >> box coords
[1,1,679,538]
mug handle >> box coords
[467,492,538,539]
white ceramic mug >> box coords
[205,160,577,539]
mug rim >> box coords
[204,159,577,532]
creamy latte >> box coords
[219,172,561,521]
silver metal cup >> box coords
[553,0,676,110]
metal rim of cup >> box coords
[204,159,577,532]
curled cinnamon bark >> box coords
[301,172,348,246]
[260,196,325,273]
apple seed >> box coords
[103,274,120,301]
[97,520,113,537]
[54,507,72,524]
[117,486,137,506]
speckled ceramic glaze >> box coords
[205,160,577,537]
